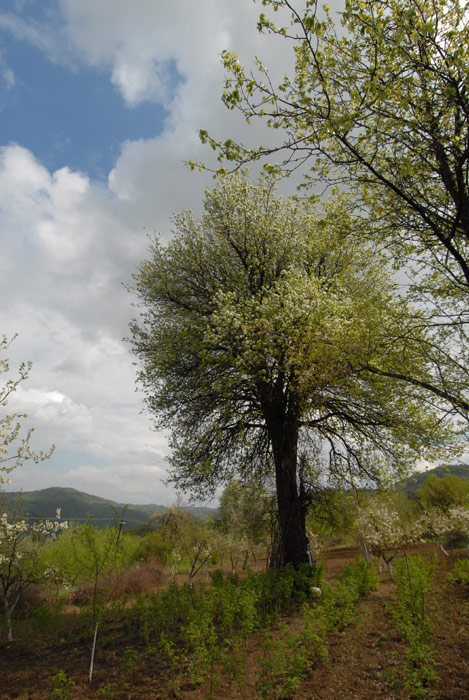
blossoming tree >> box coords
[130,174,454,569]
[356,497,422,576]
[1,334,62,640]
[1,334,54,484]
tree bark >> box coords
[267,408,309,569]
[5,599,12,643]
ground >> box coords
[0,544,467,699]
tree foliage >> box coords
[417,473,469,512]
[219,479,272,545]
[130,174,451,567]
[200,0,469,422]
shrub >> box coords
[448,557,469,586]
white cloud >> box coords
[1,61,15,90]
[0,11,61,60]
[57,0,240,106]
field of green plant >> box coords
[0,497,468,700]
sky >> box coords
[1,0,335,505]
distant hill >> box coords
[400,463,469,493]
[0,486,217,529]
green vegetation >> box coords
[448,557,469,586]
[388,555,436,699]
[0,492,466,697]
[3,2,469,695]
[203,0,469,432]
[417,475,469,512]
[37,553,379,698]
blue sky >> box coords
[1,23,172,180]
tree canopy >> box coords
[208,0,469,299]
[417,473,469,512]
[129,174,451,568]
[197,0,469,422]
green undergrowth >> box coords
[387,554,436,699]
[448,556,469,586]
[139,559,376,698]
[255,560,379,699]
[41,560,379,699]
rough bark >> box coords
[265,404,309,569]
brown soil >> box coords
[0,544,467,700]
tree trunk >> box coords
[268,413,309,569]
[5,599,13,642]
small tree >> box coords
[160,507,219,589]
[218,479,272,571]
[356,496,422,576]
[0,334,61,641]
[0,510,67,641]
[1,334,54,484]
[46,520,140,681]
[418,504,469,554]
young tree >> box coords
[159,507,219,588]
[0,334,62,641]
[201,0,469,421]
[1,335,54,484]
[356,496,422,576]
[218,479,273,571]
[129,174,452,568]
[0,510,67,641]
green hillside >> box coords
[400,463,469,493]
[1,466,466,529]
[0,486,216,529]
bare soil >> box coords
[0,544,467,700]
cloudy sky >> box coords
[1,0,337,505]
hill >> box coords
[400,463,469,493]
[0,486,217,529]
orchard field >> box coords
[0,538,467,700]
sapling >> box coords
[47,517,139,682]
[160,507,219,591]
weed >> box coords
[388,554,436,699]
[448,557,469,585]
[339,559,379,596]
[95,684,115,699]
[50,670,76,700]
[120,645,139,677]
[256,624,310,699]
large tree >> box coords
[129,174,451,568]
[198,0,469,420]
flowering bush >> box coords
[0,509,67,640]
